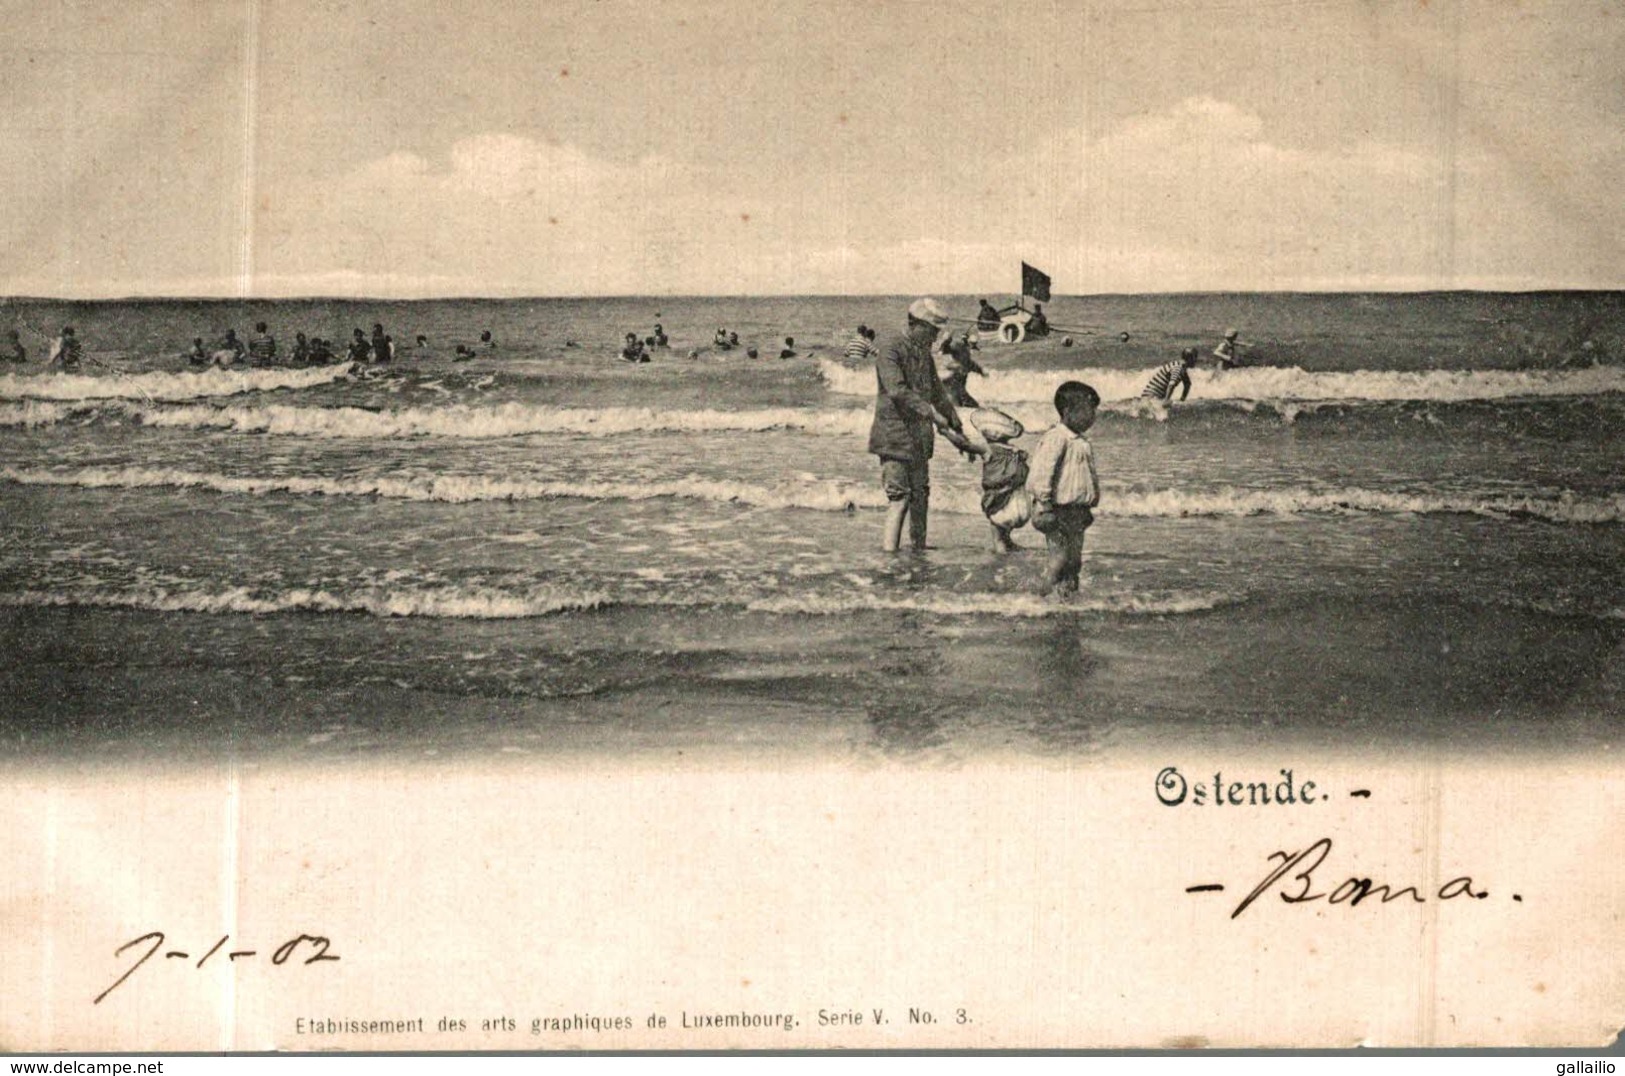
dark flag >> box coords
[1021,262,1052,303]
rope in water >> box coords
[8,313,158,403]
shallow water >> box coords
[1,292,1620,762]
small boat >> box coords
[973,262,1058,344]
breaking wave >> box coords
[90,401,874,439]
[8,465,1621,524]
[0,582,1230,621]
[0,583,609,619]
[0,365,351,402]
[0,401,82,428]
[818,357,1625,404]
[1108,486,1625,525]
[745,591,1232,618]
[0,465,885,512]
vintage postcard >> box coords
[0,0,1621,1053]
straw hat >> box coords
[967,408,1024,443]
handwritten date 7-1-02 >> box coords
[95,931,340,1004]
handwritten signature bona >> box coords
[1223,837,1511,919]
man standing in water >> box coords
[1213,328,1247,369]
[868,298,974,553]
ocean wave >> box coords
[110,401,875,439]
[0,582,1228,621]
[0,401,82,428]
[745,591,1232,618]
[0,465,887,512]
[9,465,1620,524]
[0,365,351,402]
[1109,486,1625,525]
[0,583,609,619]
[818,357,1625,404]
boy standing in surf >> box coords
[1027,381,1100,596]
[868,298,974,553]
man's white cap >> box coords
[908,297,951,326]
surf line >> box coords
[9,315,158,405]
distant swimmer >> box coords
[714,327,731,350]
[185,337,208,366]
[620,332,650,363]
[416,334,429,350]
[1119,331,1131,343]
[248,322,277,367]
[728,331,739,349]
[844,325,878,364]
[348,329,372,363]
[213,328,246,367]
[1141,347,1198,401]
[308,337,335,365]
[1561,339,1604,368]
[1026,303,1050,338]
[480,330,495,349]
[290,332,311,366]
[937,329,986,409]
[372,324,392,364]
[652,324,669,348]
[746,346,759,359]
[453,344,476,361]
[976,299,1001,332]
[779,336,798,359]
[48,326,82,371]
[1212,328,1248,369]
[6,329,27,364]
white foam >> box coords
[0,365,351,402]
[0,583,608,619]
[0,401,79,427]
[746,591,1231,618]
[0,581,1227,621]
[118,401,875,439]
[819,357,1625,404]
[7,465,1621,525]
[0,465,888,512]
[1108,486,1625,525]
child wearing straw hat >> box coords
[972,408,1032,553]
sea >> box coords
[2,292,1621,765]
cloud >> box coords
[169,97,1625,295]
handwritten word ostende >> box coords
[95,931,340,1004]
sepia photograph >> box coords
[0,0,1620,1054]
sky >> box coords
[1,0,1621,298]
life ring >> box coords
[999,321,1025,344]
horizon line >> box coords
[3,285,1623,304]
